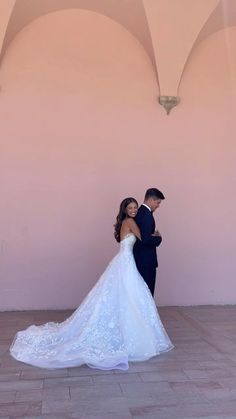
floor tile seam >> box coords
[174,309,213,337]
[170,310,236,368]
[174,309,236,355]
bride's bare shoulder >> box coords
[126,218,137,227]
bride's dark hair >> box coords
[114,197,138,243]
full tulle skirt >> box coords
[10,234,173,370]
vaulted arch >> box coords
[179,0,236,92]
[0,0,155,67]
[1,0,236,112]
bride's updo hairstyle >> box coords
[114,197,138,243]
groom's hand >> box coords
[152,230,161,237]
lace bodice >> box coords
[120,233,136,253]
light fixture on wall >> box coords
[159,96,180,115]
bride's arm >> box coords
[127,218,141,240]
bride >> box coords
[10,197,173,370]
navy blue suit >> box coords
[133,205,162,296]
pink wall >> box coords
[0,10,236,309]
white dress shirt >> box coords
[142,203,152,212]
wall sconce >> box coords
[159,96,180,115]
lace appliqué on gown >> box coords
[10,233,173,370]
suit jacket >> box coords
[133,205,162,269]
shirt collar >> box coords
[142,203,152,212]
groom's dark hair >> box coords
[145,188,165,200]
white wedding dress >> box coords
[10,233,173,370]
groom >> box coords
[133,188,165,296]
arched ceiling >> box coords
[0,0,155,65]
[176,0,236,95]
[195,0,236,46]
[0,0,236,113]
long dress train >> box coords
[10,233,173,370]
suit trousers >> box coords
[136,264,157,296]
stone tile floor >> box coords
[1,306,236,418]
